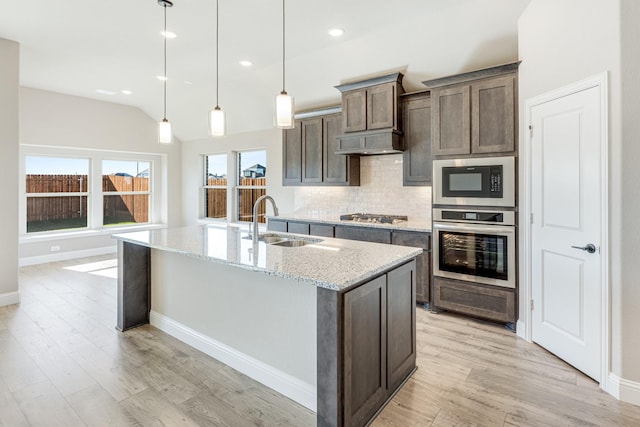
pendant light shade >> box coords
[208,0,226,136]
[275,0,294,129]
[159,118,172,144]
[275,91,294,128]
[158,0,173,144]
[209,106,226,136]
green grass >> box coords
[27,218,87,233]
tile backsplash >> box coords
[294,154,432,221]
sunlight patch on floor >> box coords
[63,258,117,273]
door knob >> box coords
[571,243,597,254]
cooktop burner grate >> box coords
[339,213,408,224]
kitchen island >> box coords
[113,224,421,427]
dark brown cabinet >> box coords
[342,260,416,427]
[287,221,310,235]
[426,63,518,157]
[301,118,323,183]
[334,225,391,244]
[282,110,360,187]
[391,230,430,305]
[282,121,303,185]
[340,80,401,134]
[267,218,287,232]
[401,92,432,186]
[433,276,516,323]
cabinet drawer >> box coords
[310,223,334,237]
[433,276,515,323]
[287,221,310,235]
[267,219,287,232]
[338,135,363,151]
[335,226,391,244]
[391,231,430,249]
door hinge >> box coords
[531,299,535,311]
[529,125,533,138]
[530,213,534,224]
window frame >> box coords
[201,153,229,223]
[234,149,267,224]
[102,159,153,227]
[20,145,164,237]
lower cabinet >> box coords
[267,218,287,232]
[341,260,416,427]
[334,225,391,244]
[433,276,516,323]
[390,231,431,305]
[287,221,310,235]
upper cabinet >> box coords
[282,108,360,187]
[334,73,405,155]
[401,92,432,186]
[425,62,519,158]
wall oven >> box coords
[432,156,515,207]
[432,208,516,289]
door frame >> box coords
[519,72,610,390]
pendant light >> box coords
[275,0,294,129]
[158,0,173,144]
[208,0,226,136]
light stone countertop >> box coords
[267,211,432,232]
[112,225,422,292]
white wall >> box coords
[19,88,182,262]
[181,128,294,225]
[0,38,20,306]
[519,0,640,398]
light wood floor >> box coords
[2,255,639,426]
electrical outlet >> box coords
[50,245,61,252]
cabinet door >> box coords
[335,226,391,244]
[287,221,310,235]
[323,113,348,183]
[471,75,515,154]
[282,121,302,185]
[391,231,431,304]
[367,83,396,130]
[431,85,471,156]
[386,260,416,391]
[301,118,323,183]
[344,275,387,427]
[310,223,334,237]
[267,219,287,232]
[342,90,367,132]
[402,95,432,186]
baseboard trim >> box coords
[0,291,20,307]
[608,373,640,406]
[149,310,317,412]
[19,246,116,267]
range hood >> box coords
[334,129,404,155]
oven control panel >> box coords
[433,208,515,226]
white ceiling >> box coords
[1,0,530,141]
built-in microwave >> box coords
[432,156,515,207]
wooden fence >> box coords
[26,175,266,225]
[26,174,149,224]
[205,178,267,223]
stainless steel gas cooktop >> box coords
[339,213,408,224]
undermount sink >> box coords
[252,233,323,247]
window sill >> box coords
[19,223,168,244]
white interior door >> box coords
[530,84,603,381]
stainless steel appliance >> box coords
[432,156,515,207]
[432,208,516,289]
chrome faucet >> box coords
[252,195,279,245]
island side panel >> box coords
[116,240,151,331]
[317,286,343,427]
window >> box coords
[203,154,227,220]
[102,160,151,226]
[236,150,267,223]
[25,156,90,233]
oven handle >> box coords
[433,221,515,235]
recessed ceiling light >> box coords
[96,89,117,95]
[156,75,167,81]
[161,31,176,39]
[328,28,344,37]
[121,90,132,95]
[239,60,253,67]
[183,80,193,85]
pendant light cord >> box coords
[216,0,219,108]
[163,3,168,120]
[282,0,286,93]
